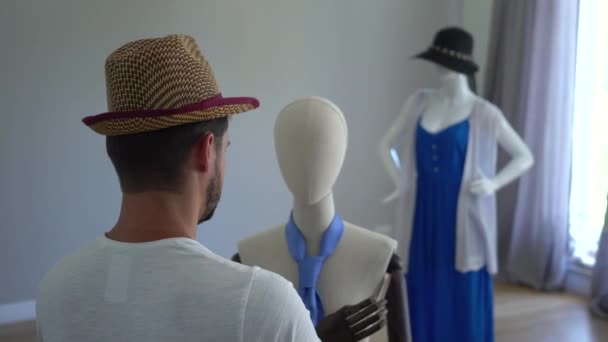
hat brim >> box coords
[82,95,259,136]
[412,49,479,75]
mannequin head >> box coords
[274,97,348,206]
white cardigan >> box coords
[392,89,506,275]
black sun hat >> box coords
[414,27,479,75]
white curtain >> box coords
[485,0,579,290]
[591,197,608,317]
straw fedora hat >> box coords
[82,34,259,135]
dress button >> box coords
[432,144,437,149]
[433,155,439,161]
[433,167,439,173]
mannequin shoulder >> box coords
[237,225,287,258]
[397,88,433,112]
[473,96,509,126]
[341,222,398,257]
[238,225,285,248]
[475,96,504,116]
[407,88,434,105]
[237,226,297,277]
[414,87,435,97]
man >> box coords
[35,34,320,342]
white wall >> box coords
[462,0,495,91]
[0,0,479,315]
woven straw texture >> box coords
[105,34,219,112]
[84,34,257,135]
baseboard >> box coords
[0,300,36,326]
[0,319,36,338]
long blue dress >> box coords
[406,119,494,342]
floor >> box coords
[494,282,608,342]
[2,282,607,342]
[0,321,36,342]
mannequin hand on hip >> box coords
[316,298,387,341]
[470,178,498,197]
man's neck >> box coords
[106,191,199,243]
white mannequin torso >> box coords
[238,97,397,342]
[238,218,396,315]
[379,67,534,202]
[419,74,475,133]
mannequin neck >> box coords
[292,192,335,255]
[437,72,474,105]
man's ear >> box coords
[195,132,215,172]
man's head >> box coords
[106,117,229,223]
[81,35,259,227]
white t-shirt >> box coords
[36,236,320,342]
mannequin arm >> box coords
[378,95,416,203]
[470,116,535,196]
[385,254,411,342]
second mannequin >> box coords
[236,97,410,342]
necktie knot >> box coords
[298,256,324,288]
[285,212,344,326]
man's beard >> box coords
[198,169,221,224]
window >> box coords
[569,0,608,267]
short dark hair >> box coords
[106,117,228,193]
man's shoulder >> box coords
[246,268,314,321]
[243,268,320,341]
[185,242,263,281]
[249,267,293,292]
[38,238,101,293]
[37,237,261,297]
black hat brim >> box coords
[412,49,479,75]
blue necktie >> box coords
[285,212,344,326]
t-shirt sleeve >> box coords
[242,269,320,342]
